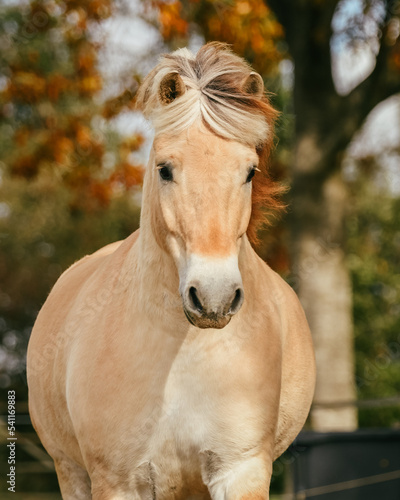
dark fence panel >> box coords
[291,429,400,499]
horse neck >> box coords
[132,165,182,326]
[137,216,179,297]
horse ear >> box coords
[242,72,264,97]
[159,72,186,105]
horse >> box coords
[27,42,315,500]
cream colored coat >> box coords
[28,125,315,500]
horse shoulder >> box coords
[28,230,140,390]
[65,239,124,274]
[262,268,316,459]
[36,229,139,326]
[242,253,315,459]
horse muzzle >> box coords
[180,254,244,329]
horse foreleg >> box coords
[54,455,91,500]
[91,484,144,500]
[204,454,271,500]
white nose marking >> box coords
[180,254,244,319]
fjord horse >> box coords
[27,43,315,500]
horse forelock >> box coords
[136,42,284,246]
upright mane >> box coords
[136,42,284,245]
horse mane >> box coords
[136,42,285,245]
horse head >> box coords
[136,43,280,329]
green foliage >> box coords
[347,180,400,427]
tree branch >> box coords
[267,0,400,179]
[267,0,341,109]
[336,7,400,151]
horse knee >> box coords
[205,454,271,500]
[54,457,91,500]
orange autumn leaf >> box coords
[154,0,189,40]
[89,180,112,206]
[102,84,140,119]
[74,124,92,148]
[10,72,47,101]
[119,135,145,159]
[122,163,144,188]
[151,0,285,75]
[47,74,70,102]
[111,162,144,189]
[79,75,102,94]
[52,136,74,165]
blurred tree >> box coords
[0,0,143,211]
[264,0,400,431]
[147,0,400,430]
[0,0,144,390]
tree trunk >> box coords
[290,167,357,431]
[266,0,400,432]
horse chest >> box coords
[136,338,260,497]
[153,348,217,450]
[132,353,216,497]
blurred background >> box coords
[0,0,399,498]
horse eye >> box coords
[246,167,256,183]
[158,165,173,182]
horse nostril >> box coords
[189,286,204,313]
[229,288,243,314]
